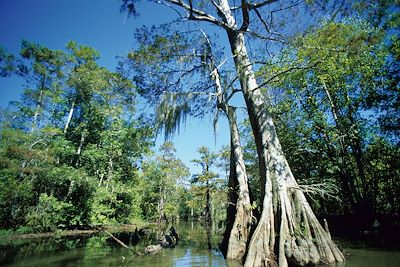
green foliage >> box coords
[0,47,15,77]
[190,146,225,222]
[140,142,189,222]
[90,182,142,225]
[255,18,400,215]
[0,41,155,232]
[25,193,72,232]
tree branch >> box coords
[247,30,288,44]
[248,0,279,10]
[156,1,185,18]
[239,0,250,31]
[165,0,230,29]
[253,61,320,92]
[253,6,270,33]
[270,0,304,14]
[227,88,242,102]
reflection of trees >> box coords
[0,223,233,266]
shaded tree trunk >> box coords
[220,142,239,256]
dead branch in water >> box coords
[104,230,143,255]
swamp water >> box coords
[0,221,399,267]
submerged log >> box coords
[145,244,163,254]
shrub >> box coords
[25,193,72,232]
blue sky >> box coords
[0,0,231,175]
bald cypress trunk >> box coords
[123,0,345,264]
[210,46,253,260]
[226,28,344,267]
[206,1,344,264]
[223,106,253,260]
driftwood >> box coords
[104,226,179,255]
[104,230,143,255]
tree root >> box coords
[244,190,276,267]
[278,185,344,266]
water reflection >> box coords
[0,222,399,267]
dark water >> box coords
[0,222,399,267]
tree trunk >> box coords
[322,80,372,214]
[205,180,212,223]
[225,26,344,267]
[220,142,239,256]
[158,186,166,224]
[31,89,44,133]
[106,158,113,191]
[207,39,253,261]
[75,130,86,167]
[223,107,253,261]
[64,101,75,134]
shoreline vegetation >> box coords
[0,1,399,266]
[2,214,399,250]
[0,223,153,241]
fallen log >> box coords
[104,230,143,255]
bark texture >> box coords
[224,107,253,261]
[209,43,252,261]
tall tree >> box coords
[10,41,66,132]
[142,141,189,223]
[0,41,154,230]
[191,146,219,224]
[125,26,254,259]
[120,1,344,265]
[259,18,399,218]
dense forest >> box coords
[0,40,229,232]
[0,0,399,266]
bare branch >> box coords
[247,30,288,43]
[239,0,250,31]
[271,0,304,14]
[30,139,47,149]
[172,65,203,87]
[253,61,320,92]
[165,0,230,29]
[156,1,185,18]
[253,6,270,33]
[248,0,279,10]
[227,88,242,102]
[290,180,342,203]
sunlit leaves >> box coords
[0,41,155,230]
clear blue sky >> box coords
[0,0,231,175]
